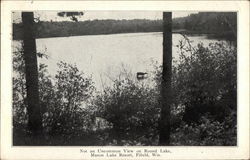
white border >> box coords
[1,1,249,160]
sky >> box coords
[13,11,198,23]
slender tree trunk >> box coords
[21,12,43,140]
[159,12,172,145]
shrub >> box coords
[13,44,95,145]
[42,62,95,138]
[171,110,237,145]
[94,77,160,145]
[170,41,237,145]
[172,42,237,123]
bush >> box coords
[13,44,96,145]
[171,110,236,145]
[94,77,160,145]
[172,42,237,123]
[42,62,95,139]
[169,41,237,145]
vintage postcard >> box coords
[1,0,249,160]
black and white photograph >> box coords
[11,10,238,146]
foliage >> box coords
[172,42,237,123]
[42,62,95,138]
[13,39,237,145]
[170,41,236,145]
[13,12,236,40]
[174,12,237,40]
[13,44,96,145]
[13,19,162,40]
[94,77,160,145]
[171,111,237,146]
[91,40,237,146]
[57,12,84,17]
[13,44,28,128]
[57,12,84,22]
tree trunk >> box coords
[21,12,43,140]
[159,12,172,145]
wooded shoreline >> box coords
[13,12,236,41]
[13,26,235,41]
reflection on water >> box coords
[13,32,221,90]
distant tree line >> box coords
[13,19,162,40]
[13,12,236,40]
[173,12,237,40]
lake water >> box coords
[13,32,221,90]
